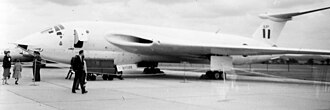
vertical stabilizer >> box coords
[252,7,330,47]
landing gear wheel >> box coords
[205,71,225,80]
[90,74,97,81]
[86,73,92,81]
[107,75,113,80]
[154,68,161,73]
[143,67,163,74]
[143,67,151,74]
[102,75,108,80]
[214,71,221,80]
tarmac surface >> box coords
[1,64,330,110]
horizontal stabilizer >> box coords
[259,6,330,22]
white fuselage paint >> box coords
[17,21,277,65]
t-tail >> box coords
[252,6,330,47]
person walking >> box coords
[66,57,80,90]
[32,51,42,82]
[2,51,12,85]
[12,59,22,85]
[72,50,88,94]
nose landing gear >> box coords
[201,71,226,80]
[143,67,164,74]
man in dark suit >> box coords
[2,50,11,85]
[33,51,42,82]
[72,50,88,94]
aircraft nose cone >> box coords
[15,32,43,46]
[15,32,45,52]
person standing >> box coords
[12,59,22,85]
[32,51,42,82]
[2,51,12,85]
[72,50,88,94]
[65,57,76,80]
[66,57,80,90]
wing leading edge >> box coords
[105,33,330,58]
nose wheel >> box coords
[203,71,226,80]
[143,67,163,74]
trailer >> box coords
[85,59,123,81]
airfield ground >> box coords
[0,63,329,110]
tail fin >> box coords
[252,7,330,47]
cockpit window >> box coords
[48,30,54,34]
[57,32,62,35]
[58,24,65,30]
[54,26,60,31]
[40,24,65,34]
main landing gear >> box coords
[200,56,231,80]
[200,71,226,80]
[143,67,164,74]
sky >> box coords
[0,0,329,49]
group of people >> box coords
[2,51,43,85]
[2,51,22,85]
[2,50,88,94]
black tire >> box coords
[102,75,108,80]
[108,75,113,80]
[155,68,160,73]
[86,73,92,81]
[90,74,97,80]
[206,71,213,78]
[143,68,150,74]
[214,71,221,80]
